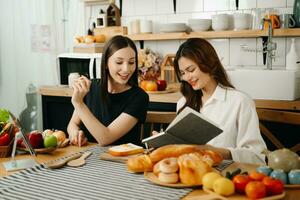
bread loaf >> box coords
[127,154,153,173]
[149,144,223,165]
[178,153,212,185]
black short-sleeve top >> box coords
[80,79,149,145]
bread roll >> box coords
[178,153,212,185]
[127,154,153,173]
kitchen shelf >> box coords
[127,28,300,41]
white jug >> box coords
[286,38,300,70]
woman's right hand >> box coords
[70,130,88,147]
[71,76,91,107]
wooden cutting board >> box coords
[99,152,140,163]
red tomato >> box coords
[232,174,251,194]
[245,181,266,199]
[262,176,284,196]
[249,171,267,181]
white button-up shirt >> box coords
[177,85,267,165]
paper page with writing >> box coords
[142,107,223,148]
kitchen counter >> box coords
[39,85,300,109]
[38,85,182,103]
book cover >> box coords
[142,107,223,148]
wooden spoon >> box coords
[45,153,82,169]
[67,151,92,167]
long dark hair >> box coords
[100,35,138,103]
[173,38,234,113]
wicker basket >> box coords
[0,138,14,158]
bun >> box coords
[178,153,212,185]
[108,143,144,157]
[127,154,153,173]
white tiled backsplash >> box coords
[96,0,300,68]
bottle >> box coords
[286,38,300,70]
[293,0,300,27]
[19,83,38,133]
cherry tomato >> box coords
[262,176,284,196]
[232,174,252,194]
[245,181,266,199]
[249,171,267,181]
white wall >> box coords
[0,0,84,129]
[115,0,299,70]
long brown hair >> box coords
[173,38,234,113]
[100,35,138,103]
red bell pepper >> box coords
[0,132,10,146]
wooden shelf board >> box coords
[128,28,300,41]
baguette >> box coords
[108,143,144,157]
[149,144,205,163]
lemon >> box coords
[213,177,235,196]
[202,172,222,190]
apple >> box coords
[288,169,300,184]
[156,80,167,91]
[270,169,288,184]
[28,130,44,148]
[44,135,57,148]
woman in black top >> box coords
[67,36,149,146]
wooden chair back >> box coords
[140,111,176,141]
[257,108,300,153]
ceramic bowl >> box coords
[188,19,212,31]
[159,23,187,33]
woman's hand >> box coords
[70,130,88,147]
[71,76,91,107]
[197,144,232,160]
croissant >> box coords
[127,154,153,173]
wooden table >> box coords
[0,145,298,199]
[0,144,96,177]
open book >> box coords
[142,107,223,148]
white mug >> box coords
[233,13,252,30]
[140,20,152,33]
[68,72,80,88]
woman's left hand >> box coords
[71,76,91,107]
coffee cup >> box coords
[280,14,296,28]
[68,72,80,88]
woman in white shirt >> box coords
[174,38,267,164]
